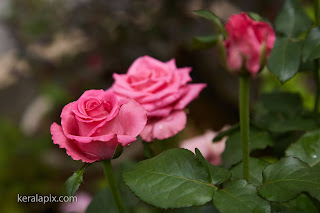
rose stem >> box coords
[314,0,320,114]
[101,160,126,213]
[239,74,250,183]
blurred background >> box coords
[0,0,317,212]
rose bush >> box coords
[180,130,226,165]
[224,13,275,75]
[50,89,147,163]
[110,56,206,142]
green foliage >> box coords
[268,0,314,83]
[247,12,264,21]
[286,130,320,168]
[65,164,88,196]
[275,0,312,38]
[195,149,231,185]
[259,73,315,111]
[213,180,271,213]
[258,157,320,202]
[253,91,319,133]
[86,187,118,213]
[230,158,270,186]
[122,149,216,209]
[271,194,318,213]
[191,35,219,50]
[172,204,219,213]
[222,127,274,168]
[193,10,227,38]
[303,27,320,62]
[267,38,303,83]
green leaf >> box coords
[222,127,274,168]
[86,187,118,213]
[302,27,320,62]
[172,204,219,213]
[193,10,227,38]
[195,148,231,185]
[258,157,320,202]
[247,12,264,21]
[230,158,270,186]
[267,37,303,83]
[271,194,318,213]
[254,92,303,114]
[286,130,320,168]
[213,180,271,213]
[253,92,319,133]
[213,124,239,142]
[299,60,317,72]
[275,0,312,38]
[255,116,318,133]
[65,164,88,196]
[191,35,219,50]
[122,148,216,209]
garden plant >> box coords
[50,0,320,212]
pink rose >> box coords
[110,56,206,142]
[50,89,147,163]
[180,130,227,165]
[224,13,275,75]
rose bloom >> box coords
[110,56,206,142]
[180,130,227,165]
[224,12,275,75]
[50,90,147,163]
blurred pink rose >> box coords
[61,192,92,213]
[50,89,147,163]
[110,56,206,142]
[180,130,226,165]
[224,12,275,75]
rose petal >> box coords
[180,130,217,156]
[174,84,206,110]
[76,137,119,161]
[209,139,226,165]
[66,133,116,144]
[179,129,227,166]
[98,99,147,138]
[61,102,114,141]
[137,72,181,103]
[50,123,98,163]
[142,110,187,141]
[117,135,137,146]
[178,67,192,85]
[72,90,119,123]
[139,123,154,142]
[142,92,182,112]
[117,99,147,136]
[147,106,173,117]
[61,103,80,137]
[127,56,169,76]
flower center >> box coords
[85,99,113,118]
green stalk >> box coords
[314,0,320,113]
[101,160,126,213]
[239,75,250,183]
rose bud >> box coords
[180,130,227,166]
[224,12,276,76]
[50,90,147,163]
[110,56,206,142]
